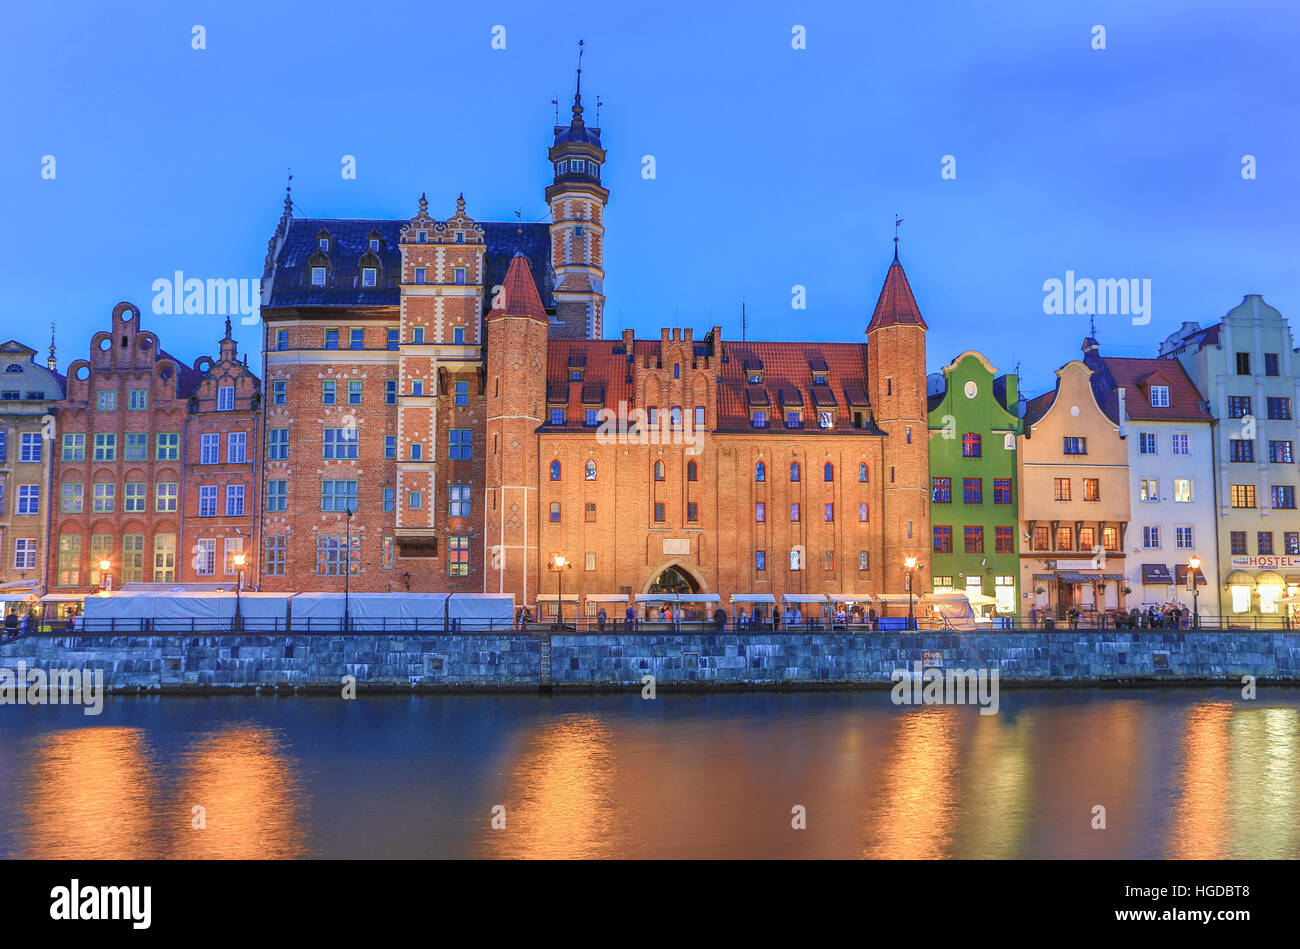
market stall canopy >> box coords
[81,591,294,632]
[535,593,579,601]
[780,593,830,604]
[675,594,721,603]
[635,593,679,603]
[0,579,39,591]
[583,593,632,602]
[962,592,999,606]
[40,594,87,603]
[730,593,776,603]
[291,592,448,630]
[921,592,977,630]
[447,593,514,627]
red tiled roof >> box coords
[496,253,548,323]
[1100,356,1210,422]
[866,257,928,332]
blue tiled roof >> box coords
[265,217,554,309]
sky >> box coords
[2,0,1297,399]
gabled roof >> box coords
[264,217,554,309]
[1098,356,1210,422]
[495,253,549,323]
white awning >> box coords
[535,593,579,601]
[447,593,514,621]
[40,594,86,603]
[635,593,678,603]
[781,593,830,604]
[675,594,721,603]
[583,593,631,602]
[730,593,776,603]
[0,579,38,591]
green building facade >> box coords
[926,351,1023,617]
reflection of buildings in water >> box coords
[1225,706,1298,859]
[21,727,157,859]
[1168,702,1232,859]
[168,726,308,859]
[863,708,961,859]
[480,714,623,860]
[956,714,1033,859]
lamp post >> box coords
[232,553,246,632]
[1188,555,1200,629]
[548,554,571,630]
[98,559,112,593]
[343,505,353,632]
[904,556,918,630]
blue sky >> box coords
[2,0,1296,398]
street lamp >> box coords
[232,553,247,631]
[98,559,112,593]
[1188,555,1200,629]
[548,554,571,630]
[904,556,918,630]
[343,505,353,632]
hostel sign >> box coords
[1230,556,1300,569]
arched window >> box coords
[674,364,680,379]
[858,463,868,482]
[654,460,665,481]
[790,461,800,482]
[585,460,596,481]
[687,460,698,482]
[755,461,766,482]
[550,460,561,481]
[824,462,834,482]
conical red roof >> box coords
[867,256,927,332]
[495,252,548,323]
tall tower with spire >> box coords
[545,40,608,340]
[866,242,931,597]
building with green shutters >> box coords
[926,351,1023,617]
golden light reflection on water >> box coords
[955,715,1033,859]
[1168,702,1232,859]
[862,708,960,859]
[1225,706,1297,858]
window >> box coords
[790,503,800,521]
[272,380,286,405]
[824,503,833,522]
[199,433,219,465]
[195,539,216,576]
[688,502,699,522]
[1149,385,1169,407]
[19,432,40,463]
[964,526,984,553]
[1053,478,1071,501]
[156,432,179,460]
[263,536,286,576]
[124,482,145,512]
[322,380,336,405]
[217,386,235,411]
[584,408,599,426]
[412,380,424,397]
[1268,398,1292,420]
[1230,531,1248,555]
[1236,352,1251,375]
[362,268,377,288]
[386,329,399,351]
[654,502,665,522]
[824,550,835,572]
[1265,353,1280,376]
[962,433,981,457]
[1143,526,1161,549]
[790,461,800,482]
[858,551,869,571]
[1032,527,1050,551]
[125,432,147,461]
[932,526,953,553]
[1175,526,1194,549]
[1272,485,1296,509]
[226,432,247,464]
[382,488,395,512]
[319,238,330,252]
[995,526,1013,553]
[549,502,561,522]
[549,460,562,481]
[198,485,218,517]
[695,405,706,428]
[1259,532,1275,555]
[859,463,868,483]
[1139,432,1157,455]
[268,428,289,460]
[93,433,116,461]
[57,534,81,586]
[414,267,426,285]
[584,502,597,523]
[323,428,358,459]
[12,538,36,570]
[962,478,982,504]
[1078,527,1096,550]
[156,482,178,512]
[266,480,287,513]
[321,480,358,512]
[670,406,682,427]
[97,390,116,411]
[384,436,396,459]
[454,381,468,406]
[449,485,471,518]
[1230,484,1256,508]
[410,443,423,461]
[1229,439,1254,463]
[385,380,397,404]
[756,551,766,572]
[153,534,176,582]
[751,410,767,428]
[454,267,466,285]
[277,329,289,351]
[755,502,765,522]
[685,460,697,482]
[449,429,472,459]
[316,536,359,577]
[755,461,766,482]
[1140,479,1159,502]
[410,491,423,511]
[789,549,802,571]
[1174,478,1192,503]
[1227,396,1251,419]
[549,408,565,425]
[61,483,83,513]
[1286,532,1300,555]
[17,484,40,515]
[654,460,665,481]
[1171,432,1190,455]
[858,502,868,522]
[225,484,245,516]
[348,380,362,405]
[823,462,834,482]
[993,479,1012,504]
[62,433,85,461]
[312,267,326,286]
[818,411,833,430]
[325,329,339,350]
[1062,437,1087,455]
[786,411,801,429]
[1056,526,1073,550]
[448,537,470,577]
[1269,441,1294,464]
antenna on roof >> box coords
[893,215,903,260]
[595,96,602,126]
[552,96,559,126]
[742,299,747,342]
[1089,313,1097,340]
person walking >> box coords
[596,607,607,632]
[736,606,748,631]
[624,604,636,632]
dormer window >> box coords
[319,238,330,252]
[818,411,833,429]
[1150,385,1170,407]
[813,373,827,385]
[417,230,427,243]
[455,231,465,244]
[751,410,767,428]
[311,267,326,286]
[570,368,583,382]
[362,268,377,288]
[369,239,380,253]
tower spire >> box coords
[47,322,56,371]
[571,39,585,124]
[893,215,903,261]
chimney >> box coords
[1116,386,1127,435]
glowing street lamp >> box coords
[904,556,919,630]
[233,553,247,632]
[98,559,113,592]
[1188,555,1201,629]
[548,554,572,630]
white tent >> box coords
[781,593,830,604]
[80,591,293,632]
[676,593,721,604]
[921,592,977,631]
[290,592,449,631]
[447,593,515,629]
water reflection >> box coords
[862,708,961,858]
